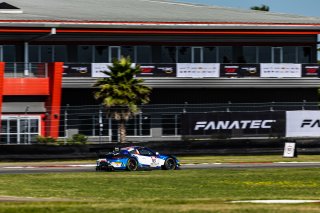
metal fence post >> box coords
[64,104,69,144]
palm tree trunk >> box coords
[119,119,126,143]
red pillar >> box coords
[45,62,63,138]
[0,62,4,129]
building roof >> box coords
[0,0,320,30]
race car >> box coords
[96,146,180,171]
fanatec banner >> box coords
[181,112,285,138]
[286,111,320,137]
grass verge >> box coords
[0,168,319,212]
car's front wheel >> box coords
[163,157,177,170]
[126,158,138,171]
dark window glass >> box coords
[161,46,176,63]
[94,46,108,62]
[121,46,135,61]
[298,46,311,63]
[29,45,40,62]
[78,45,92,63]
[136,46,151,63]
[283,47,296,63]
[41,45,53,62]
[54,45,68,62]
[204,47,217,63]
[243,46,257,63]
[3,45,16,62]
[218,46,232,63]
[177,47,191,63]
[192,47,203,63]
[258,46,271,63]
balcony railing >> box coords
[4,63,48,78]
[62,63,320,78]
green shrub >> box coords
[36,136,57,144]
[68,134,88,145]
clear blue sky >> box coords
[176,0,320,17]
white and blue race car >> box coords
[96,146,180,171]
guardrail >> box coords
[4,63,48,78]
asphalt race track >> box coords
[1,162,320,174]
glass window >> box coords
[77,45,93,63]
[121,46,135,61]
[204,47,217,63]
[41,45,53,62]
[243,46,257,63]
[94,46,108,62]
[298,46,311,63]
[218,46,232,63]
[138,148,155,156]
[29,45,40,62]
[177,47,191,63]
[3,45,16,62]
[136,46,151,63]
[161,46,176,63]
[258,46,271,63]
[54,45,68,62]
[283,47,296,63]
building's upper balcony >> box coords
[3,62,320,89]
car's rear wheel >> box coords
[163,158,176,170]
[126,158,138,171]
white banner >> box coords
[92,63,136,77]
[286,111,320,137]
[177,63,220,78]
[260,63,302,78]
[92,63,112,77]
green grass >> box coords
[0,168,320,212]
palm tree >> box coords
[94,57,152,143]
[250,4,270,12]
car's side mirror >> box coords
[155,152,159,156]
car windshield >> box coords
[138,148,155,156]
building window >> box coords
[283,46,296,63]
[77,45,93,63]
[218,46,232,63]
[204,47,218,63]
[121,46,135,61]
[54,45,68,62]
[243,46,257,63]
[192,47,203,63]
[3,45,16,62]
[298,46,311,63]
[162,114,181,136]
[177,46,191,63]
[94,46,108,63]
[161,46,176,63]
[136,46,151,63]
[258,46,272,63]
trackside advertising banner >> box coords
[181,112,285,138]
[92,63,136,77]
[220,64,260,78]
[177,63,220,78]
[63,64,92,77]
[137,64,176,77]
[260,63,302,78]
[302,64,320,77]
[286,111,320,137]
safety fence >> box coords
[0,102,319,144]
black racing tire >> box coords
[126,158,138,171]
[163,157,177,170]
